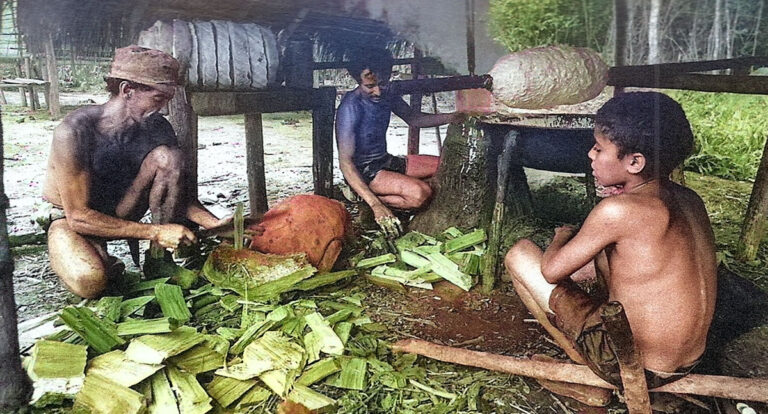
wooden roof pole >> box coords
[613,0,629,95]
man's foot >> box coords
[532,354,612,407]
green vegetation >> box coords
[489,0,612,52]
[667,90,768,182]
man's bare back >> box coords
[592,180,716,372]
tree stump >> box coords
[409,121,494,235]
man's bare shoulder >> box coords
[56,105,103,132]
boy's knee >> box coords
[55,264,108,299]
[409,182,432,208]
[504,239,538,277]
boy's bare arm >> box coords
[540,200,626,283]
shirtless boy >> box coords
[43,46,232,298]
[504,92,717,391]
[335,50,466,224]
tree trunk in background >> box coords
[648,0,661,63]
[409,122,495,235]
[752,0,763,56]
[614,0,630,67]
[0,111,30,410]
[710,0,723,60]
[689,8,700,60]
[44,32,61,120]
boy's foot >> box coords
[532,354,612,407]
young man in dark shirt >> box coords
[335,51,466,225]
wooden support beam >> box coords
[189,89,315,116]
[465,0,476,75]
[284,39,313,88]
[601,302,651,414]
[607,72,768,95]
[392,338,768,403]
[245,112,268,217]
[408,49,423,156]
[610,57,768,77]
[14,63,26,107]
[312,87,336,197]
[43,33,61,119]
[167,87,199,202]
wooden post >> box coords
[166,87,199,203]
[465,0,476,75]
[407,49,423,155]
[0,110,30,410]
[14,63,26,107]
[738,137,768,261]
[245,112,268,217]
[601,302,651,413]
[24,57,38,110]
[312,87,336,197]
[482,131,517,293]
[44,33,61,120]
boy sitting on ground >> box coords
[504,92,717,399]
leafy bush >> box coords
[489,0,612,53]
[668,90,768,182]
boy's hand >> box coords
[555,225,577,237]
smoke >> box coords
[341,0,506,74]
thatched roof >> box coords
[19,0,506,73]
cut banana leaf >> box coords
[287,385,336,413]
[125,277,170,294]
[296,358,340,386]
[243,331,306,372]
[120,296,155,319]
[95,296,123,322]
[59,306,124,354]
[355,253,396,269]
[166,366,213,414]
[155,284,192,324]
[304,312,344,356]
[425,252,473,291]
[258,369,295,397]
[26,340,87,407]
[326,357,367,390]
[73,373,146,414]
[117,317,179,336]
[292,270,357,291]
[125,327,204,365]
[443,228,486,253]
[333,322,353,345]
[86,350,162,387]
[235,385,271,410]
[146,370,179,414]
[168,344,226,374]
[205,376,257,408]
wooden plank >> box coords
[245,113,268,217]
[189,89,314,116]
[312,87,336,197]
[155,20,174,55]
[244,23,267,89]
[194,21,218,90]
[609,57,768,78]
[137,20,160,50]
[187,21,200,87]
[607,73,768,94]
[228,22,251,90]
[212,20,232,90]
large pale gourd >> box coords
[489,45,608,109]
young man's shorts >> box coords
[547,280,700,389]
[355,154,407,184]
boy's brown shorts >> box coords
[547,280,699,389]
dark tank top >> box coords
[88,113,177,214]
[340,91,393,168]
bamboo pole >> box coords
[392,338,768,403]
[407,49,423,156]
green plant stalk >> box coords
[234,202,244,250]
[117,318,179,336]
[155,284,192,324]
[443,228,487,253]
[59,306,125,354]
